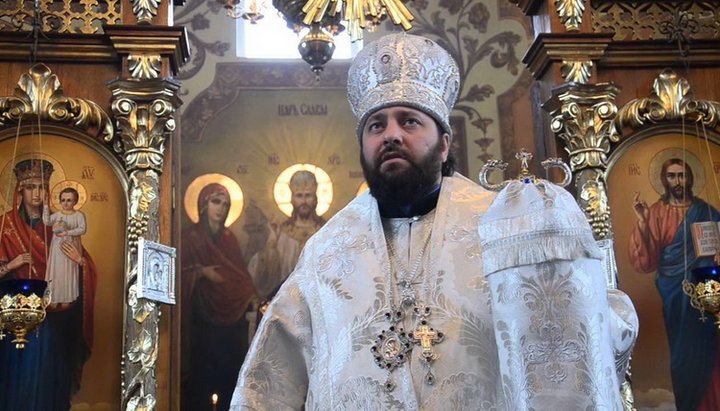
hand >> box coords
[200,265,224,283]
[60,242,83,265]
[7,253,31,270]
[632,192,649,225]
[56,231,68,237]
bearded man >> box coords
[630,158,720,411]
[248,170,326,299]
[233,33,637,410]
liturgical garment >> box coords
[231,175,638,410]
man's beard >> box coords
[670,184,691,201]
[361,140,444,208]
[295,204,314,219]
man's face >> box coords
[360,106,449,204]
[665,163,690,200]
[291,188,317,219]
[21,179,46,208]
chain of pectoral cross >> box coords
[372,220,444,392]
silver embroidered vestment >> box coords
[231,174,638,410]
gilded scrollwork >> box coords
[133,0,161,24]
[129,54,163,80]
[0,64,113,141]
[544,82,620,240]
[616,69,720,129]
[108,79,181,172]
[578,170,610,240]
[561,60,592,84]
[556,0,585,31]
[107,78,182,411]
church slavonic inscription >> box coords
[278,104,329,116]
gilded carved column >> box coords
[107,77,181,410]
[543,82,620,286]
[544,82,636,410]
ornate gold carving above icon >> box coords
[0,64,113,141]
[556,0,585,31]
[592,2,720,41]
[561,60,593,83]
[616,69,720,129]
[547,83,620,171]
[544,83,620,240]
[129,54,162,80]
[108,79,181,172]
[0,0,121,34]
[133,0,160,24]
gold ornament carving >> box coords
[544,82,620,240]
[561,60,592,83]
[129,54,163,80]
[0,64,113,141]
[133,0,161,24]
[0,0,121,34]
[556,0,585,31]
[108,79,181,172]
[578,171,610,239]
[617,69,720,129]
[592,2,719,41]
[107,78,181,411]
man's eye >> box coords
[403,118,420,126]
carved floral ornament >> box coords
[616,69,720,129]
[0,64,114,141]
[556,0,585,31]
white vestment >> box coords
[232,174,637,410]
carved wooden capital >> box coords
[107,78,182,173]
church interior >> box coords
[0,0,719,409]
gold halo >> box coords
[273,164,333,217]
[0,152,66,213]
[184,173,244,227]
[648,148,705,196]
[356,181,368,197]
[50,180,88,210]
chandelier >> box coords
[302,0,414,41]
[221,0,270,23]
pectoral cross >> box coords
[411,324,444,361]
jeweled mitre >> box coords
[347,33,460,139]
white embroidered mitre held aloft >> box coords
[478,180,638,409]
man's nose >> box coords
[382,120,403,145]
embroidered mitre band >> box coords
[347,33,460,139]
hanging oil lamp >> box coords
[0,279,51,349]
[692,266,720,328]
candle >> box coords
[211,393,218,411]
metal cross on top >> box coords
[516,149,533,177]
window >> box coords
[236,6,362,59]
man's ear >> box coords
[440,132,450,162]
